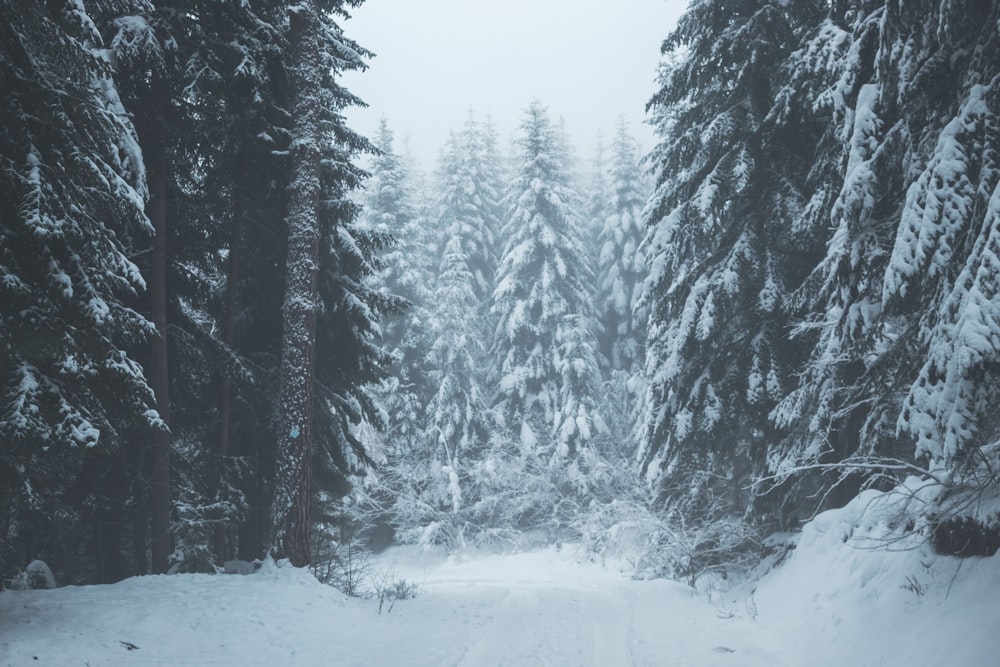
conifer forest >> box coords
[2,0,999,601]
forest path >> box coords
[366,547,786,667]
[0,546,784,667]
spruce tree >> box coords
[0,0,156,581]
[362,118,434,460]
[582,132,611,273]
[419,235,493,536]
[109,0,292,572]
[596,118,648,374]
[435,112,505,302]
[772,0,1000,492]
[640,0,820,520]
[492,101,599,461]
[269,0,376,567]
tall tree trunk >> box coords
[147,75,172,575]
[214,221,242,562]
[128,424,148,575]
[132,501,148,576]
[269,2,322,567]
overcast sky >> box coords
[341,0,688,171]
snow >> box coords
[752,483,1000,667]
[0,549,771,666]
[4,527,996,666]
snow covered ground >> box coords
[1,547,780,667]
[3,489,999,666]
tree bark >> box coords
[214,220,241,562]
[269,2,323,567]
[147,74,172,575]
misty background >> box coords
[342,0,687,167]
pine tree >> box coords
[268,0,376,567]
[106,0,189,574]
[640,0,821,518]
[871,1,999,477]
[421,235,492,525]
[434,112,505,301]
[769,1,1000,491]
[552,314,607,470]
[767,1,999,501]
[492,100,598,461]
[362,118,435,460]
[582,132,610,272]
[0,0,156,581]
[164,0,290,568]
[596,118,648,374]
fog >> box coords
[341,0,687,170]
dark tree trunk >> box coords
[214,221,242,562]
[94,520,130,584]
[269,2,322,567]
[238,474,267,562]
[132,502,148,576]
[128,428,148,575]
[147,75,172,575]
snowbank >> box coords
[751,479,1000,667]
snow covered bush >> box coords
[579,494,761,587]
[5,560,58,590]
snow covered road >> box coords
[356,548,784,667]
[7,539,997,666]
[1,547,783,667]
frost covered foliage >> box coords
[0,0,384,579]
[596,118,649,374]
[0,0,157,581]
[581,133,611,269]
[886,2,1000,469]
[364,118,434,313]
[422,237,492,503]
[643,0,1000,538]
[361,118,435,457]
[434,113,506,302]
[769,1,1000,494]
[361,428,627,552]
[640,0,818,519]
[492,100,602,461]
[353,103,640,552]
[420,112,506,492]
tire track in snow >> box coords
[437,581,634,666]
[379,548,785,666]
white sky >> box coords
[340,0,688,171]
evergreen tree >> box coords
[0,0,156,582]
[434,112,505,301]
[412,235,493,542]
[109,0,295,572]
[362,118,434,459]
[596,118,648,374]
[552,314,607,471]
[172,0,297,567]
[757,4,902,519]
[582,132,611,270]
[105,0,183,574]
[492,100,599,461]
[186,0,289,565]
[640,0,821,519]
[771,0,1000,491]
[269,0,377,567]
